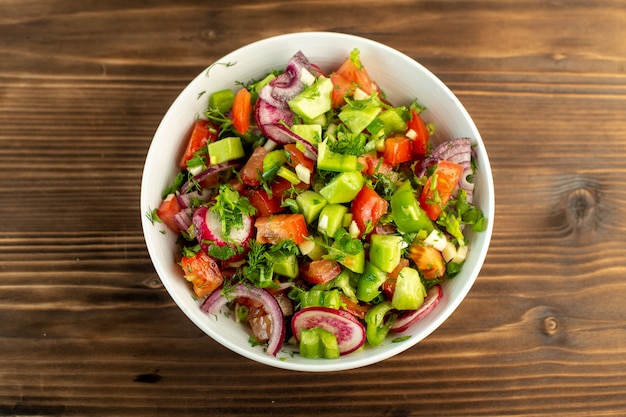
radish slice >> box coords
[201,284,285,357]
[192,206,253,261]
[390,284,443,333]
[291,307,366,355]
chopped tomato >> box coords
[358,152,393,176]
[232,87,252,134]
[254,213,308,245]
[284,143,315,173]
[300,259,342,285]
[156,193,182,234]
[382,258,410,299]
[382,135,414,166]
[339,294,371,320]
[248,189,284,217]
[334,56,380,95]
[180,251,224,298]
[407,109,429,156]
[419,160,465,220]
[270,176,309,200]
[329,72,355,108]
[408,243,445,279]
[351,185,388,236]
[240,146,268,186]
[179,119,219,169]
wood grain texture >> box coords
[2,0,626,415]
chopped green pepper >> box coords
[390,182,435,234]
[208,89,235,113]
[356,261,388,302]
[299,327,340,359]
[364,301,396,347]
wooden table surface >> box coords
[2,1,626,416]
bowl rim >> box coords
[141,31,494,372]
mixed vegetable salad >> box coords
[150,49,487,359]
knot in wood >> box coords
[565,187,597,229]
[543,316,558,336]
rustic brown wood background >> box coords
[2,0,626,415]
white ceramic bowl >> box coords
[141,32,494,372]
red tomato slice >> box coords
[270,176,309,200]
[179,119,219,169]
[232,87,252,134]
[156,193,182,234]
[339,294,371,320]
[240,146,269,187]
[351,185,388,236]
[334,57,380,95]
[329,72,355,108]
[254,214,308,245]
[248,189,284,217]
[407,109,429,156]
[382,135,414,166]
[180,251,224,298]
[419,160,465,220]
[300,259,342,285]
[284,144,315,173]
[358,152,393,176]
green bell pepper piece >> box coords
[299,327,340,359]
[299,289,342,310]
[356,261,388,302]
[364,301,396,347]
[390,182,435,234]
[208,89,235,113]
[313,270,359,304]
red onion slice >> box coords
[269,124,318,159]
[201,284,286,357]
[181,161,241,193]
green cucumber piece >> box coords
[339,100,382,134]
[391,267,427,310]
[288,77,333,120]
[291,124,322,146]
[270,253,298,279]
[318,204,348,238]
[296,190,328,224]
[208,136,244,165]
[316,140,358,172]
[319,171,364,204]
[369,234,403,273]
[378,108,408,136]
